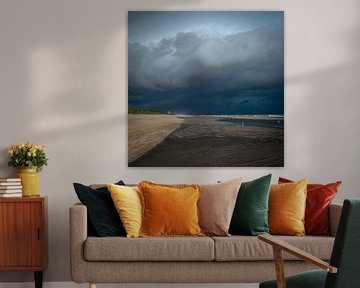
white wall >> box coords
[0,0,359,283]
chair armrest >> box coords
[329,203,342,236]
[258,234,337,273]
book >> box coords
[0,182,22,186]
[0,178,21,182]
[0,185,22,190]
[0,189,22,193]
[0,193,22,198]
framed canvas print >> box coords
[128,11,284,167]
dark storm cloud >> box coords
[128,11,284,115]
[128,88,284,115]
[128,28,283,92]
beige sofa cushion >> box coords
[84,236,214,261]
[212,235,334,261]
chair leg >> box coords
[273,247,286,288]
[89,283,97,288]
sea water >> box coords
[218,115,284,129]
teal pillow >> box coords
[229,174,272,236]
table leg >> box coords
[34,271,43,288]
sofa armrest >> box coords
[69,203,88,283]
[329,203,342,237]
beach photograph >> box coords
[128,11,284,167]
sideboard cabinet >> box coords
[0,197,47,288]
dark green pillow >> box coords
[229,174,272,236]
[73,181,126,237]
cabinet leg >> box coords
[34,271,43,288]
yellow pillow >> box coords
[107,183,142,238]
[269,179,307,236]
[138,181,204,237]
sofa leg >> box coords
[89,283,96,288]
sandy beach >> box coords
[129,115,284,167]
[128,114,184,163]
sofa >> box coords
[70,201,342,287]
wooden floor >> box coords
[0,283,259,288]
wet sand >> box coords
[129,116,284,167]
[128,114,184,163]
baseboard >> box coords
[0,282,259,288]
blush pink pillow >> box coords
[198,178,242,236]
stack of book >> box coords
[0,178,22,197]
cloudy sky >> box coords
[128,11,284,115]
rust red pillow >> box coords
[278,177,341,236]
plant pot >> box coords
[16,167,40,197]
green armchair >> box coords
[259,199,360,288]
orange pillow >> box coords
[269,179,307,236]
[138,181,204,237]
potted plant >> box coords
[8,143,48,197]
